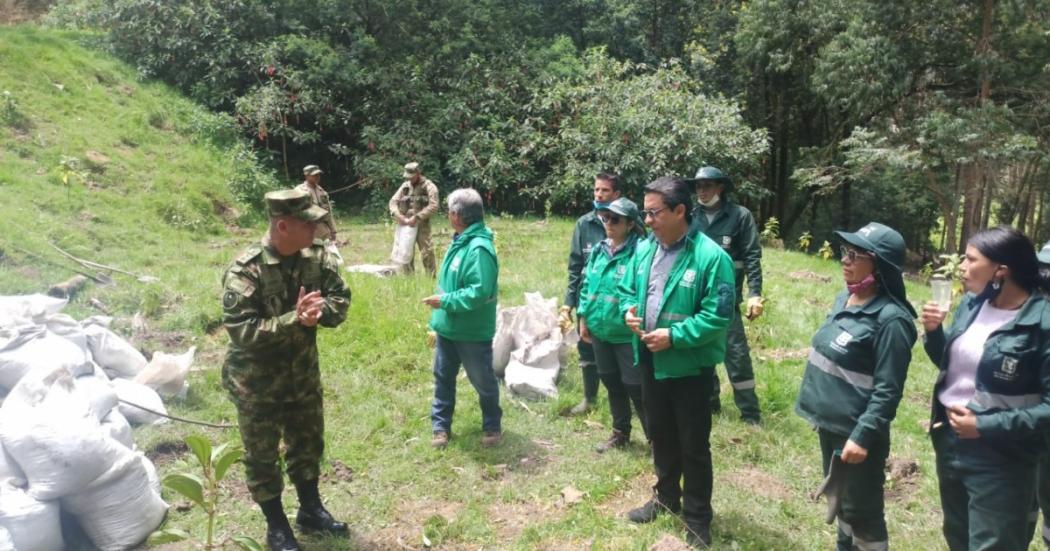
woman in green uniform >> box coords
[922,226,1050,551]
[578,197,649,452]
[796,222,918,551]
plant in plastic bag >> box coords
[149,434,261,551]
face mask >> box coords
[846,273,877,295]
[593,200,611,211]
[698,194,720,208]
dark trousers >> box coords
[638,348,714,526]
[712,305,760,420]
[592,337,647,439]
[818,429,889,550]
[578,340,600,400]
[932,424,1037,551]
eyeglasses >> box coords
[598,214,623,225]
[642,207,667,219]
[840,246,873,263]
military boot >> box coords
[294,479,349,536]
[259,497,300,551]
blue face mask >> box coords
[593,200,611,211]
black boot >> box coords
[260,497,300,551]
[294,479,349,537]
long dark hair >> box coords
[968,226,1050,295]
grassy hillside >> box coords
[0,26,1028,551]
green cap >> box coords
[597,197,639,219]
[402,161,420,179]
[835,222,916,318]
[303,165,322,176]
[687,166,733,194]
[265,188,327,222]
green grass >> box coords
[0,25,1039,551]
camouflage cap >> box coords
[303,164,323,176]
[265,188,327,222]
[402,161,420,179]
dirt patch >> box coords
[365,498,465,550]
[884,456,921,501]
[84,150,110,172]
[489,499,559,541]
[723,466,794,502]
[758,347,810,361]
[145,439,189,469]
[598,472,656,517]
[649,534,692,551]
[211,198,241,225]
[788,270,832,283]
[323,459,355,483]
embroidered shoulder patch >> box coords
[716,281,734,317]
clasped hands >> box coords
[624,306,672,352]
[295,286,324,327]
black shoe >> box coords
[595,430,629,453]
[296,502,349,536]
[266,524,300,551]
[685,523,712,549]
[710,400,722,414]
[626,498,679,523]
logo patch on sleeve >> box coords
[716,282,734,316]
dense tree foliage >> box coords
[46,0,1050,256]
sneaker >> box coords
[595,430,629,453]
[431,431,450,449]
[626,498,679,523]
[569,398,592,415]
[685,523,712,549]
[481,431,502,447]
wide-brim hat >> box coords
[835,222,916,318]
[685,166,734,195]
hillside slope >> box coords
[0,26,266,333]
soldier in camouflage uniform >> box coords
[222,188,351,551]
[388,161,440,276]
[295,165,338,243]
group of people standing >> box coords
[219,160,1050,551]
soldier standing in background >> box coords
[296,165,338,244]
[388,161,440,276]
[221,188,351,551]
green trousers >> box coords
[711,305,760,421]
[235,391,325,503]
[819,429,889,551]
[932,424,1037,551]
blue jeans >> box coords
[431,335,502,434]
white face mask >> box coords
[698,194,720,208]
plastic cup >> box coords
[931,278,952,312]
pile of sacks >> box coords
[0,294,194,550]
[493,292,579,399]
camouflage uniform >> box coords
[388,163,439,276]
[222,228,350,503]
[295,181,337,241]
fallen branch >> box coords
[7,244,111,284]
[49,241,159,283]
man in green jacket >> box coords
[562,172,623,414]
[423,188,502,449]
[619,176,736,549]
[688,166,763,423]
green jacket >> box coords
[564,211,608,308]
[924,292,1050,458]
[429,221,499,341]
[617,229,736,379]
[690,200,762,302]
[578,234,641,344]
[221,238,350,404]
[795,292,917,449]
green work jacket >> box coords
[924,292,1050,458]
[429,222,499,341]
[690,200,762,303]
[564,211,608,309]
[578,234,641,345]
[795,292,917,450]
[617,229,736,379]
